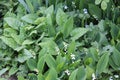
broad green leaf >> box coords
[39,40,58,55]
[56,55,66,72]
[37,56,45,73]
[11,34,23,45]
[89,47,99,61]
[76,66,86,80]
[110,24,119,39]
[111,47,120,66]
[18,76,26,80]
[21,14,38,24]
[4,17,22,30]
[0,36,19,49]
[88,4,102,19]
[22,40,34,45]
[28,73,37,80]
[69,69,77,80]
[62,17,73,38]
[95,0,102,5]
[38,48,47,59]
[45,5,54,15]
[34,17,46,25]
[38,73,45,80]
[56,8,68,26]
[70,28,89,40]
[45,54,57,68]
[109,56,119,70]
[101,1,107,10]
[16,49,33,63]
[86,66,94,79]
[8,67,18,76]
[45,68,57,80]
[27,59,37,71]
[96,52,109,74]
[0,68,9,76]
[3,28,17,37]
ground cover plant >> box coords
[0,0,120,80]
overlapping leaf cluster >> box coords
[0,0,120,80]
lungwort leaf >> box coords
[0,36,19,50]
[21,14,38,24]
[4,17,22,30]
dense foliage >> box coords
[0,0,120,80]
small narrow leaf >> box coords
[37,56,45,73]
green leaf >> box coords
[70,28,89,40]
[45,54,57,68]
[56,55,66,72]
[104,0,110,3]
[86,66,94,79]
[76,66,86,80]
[8,67,18,76]
[18,76,26,80]
[4,17,22,30]
[0,68,9,76]
[27,59,37,71]
[39,40,58,55]
[0,36,19,49]
[38,73,45,80]
[21,14,38,24]
[56,8,68,26]
[62,17,73,38]
[34,17,46,25]
[46,14,55,36]
[96,52,109,74]
[45,68,57,80]
[69,69,77,80]
[37,56,45,73]
[68,41,76,54]
[22,40,35,45]
[88,4,102,19]
[11,34,23,45]
[110,47,120,66]
[25,0,34,13]
[16,49,33,63]
[101,1,107,10]
[3,28,17,37]
[95,0,102,5]
[45,5,54,15]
